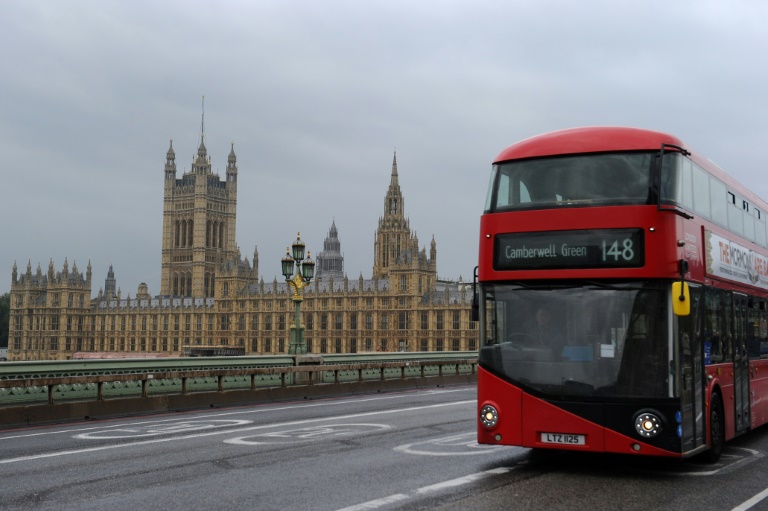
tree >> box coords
[0,292,9,348]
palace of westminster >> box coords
[8,126,477,361]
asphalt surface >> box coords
[2,385,768,511]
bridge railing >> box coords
[0,352,478,407]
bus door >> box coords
[733,294,750,432]
[678,285,705,451]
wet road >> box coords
[1,385,768,510]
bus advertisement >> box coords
[475,127,768,462]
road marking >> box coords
[394,432,509,456]
[225,423,391,445]
[0,400,474,464]
[732,487,768,511]
[336,493,410,510]
[647,448,765,477]
[74,419,253,440]
[0,386,474,441]
[336,466,517,511]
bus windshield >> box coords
[479,281,670,399]
[487,152,654,212]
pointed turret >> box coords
[227,142,238,183]
[165,140,177,180]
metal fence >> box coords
[0,352,477,407]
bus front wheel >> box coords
[706,393,724,463]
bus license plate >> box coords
[541,433,585,445]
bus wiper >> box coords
[583,280,646,291]
[562,379,595,395]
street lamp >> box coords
[281,232,315,355]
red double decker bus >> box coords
[476,127,768,462]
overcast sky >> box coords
[2,0,767,297]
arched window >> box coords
[219,222,225,248]
[187,220,193,248]
[181,220,187,247]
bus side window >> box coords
[760,300,768,358]
[747,298,761,359]
[703,288,733,364]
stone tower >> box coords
[372,150,436,283]
[160,109,238,298]
[104,264,117,298]
[316,220,344,281]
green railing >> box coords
[0,352,477,406]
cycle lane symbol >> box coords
[224,423,391,445]
[73,419,253,440]
[394,432,511,456]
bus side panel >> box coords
[707,365,736,441]
[477,367,523,446]
[749,359,768,429]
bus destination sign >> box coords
[494,229,644,271]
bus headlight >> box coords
[634,411,663,438]
[480,404,499,429]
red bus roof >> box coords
[494,127,685,163]
[492,126,768,233]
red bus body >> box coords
[476,127,768,460]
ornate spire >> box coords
[228,142,236,164]
[384,148,403,217]
[227,141,237,180]
[196,96,208,163]
[167,139,176,161]
[200,95,205,147]
[391,148,399,184]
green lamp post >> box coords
[281,232,315,355]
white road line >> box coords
[336,494,411,511]
[0,399,475,464]
[732,487,768,511]
[336,466,517,511]
[0,386,474,440]
[416,467,515,494]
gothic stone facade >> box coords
[8,141,476,361]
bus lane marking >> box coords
[0,399,474,465]
[394,432,512,456]
[0,387,474,441]
[73,419,252,440]
[224,423,391,445]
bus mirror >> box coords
[471,266,479,322]
[672,282,690,316]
